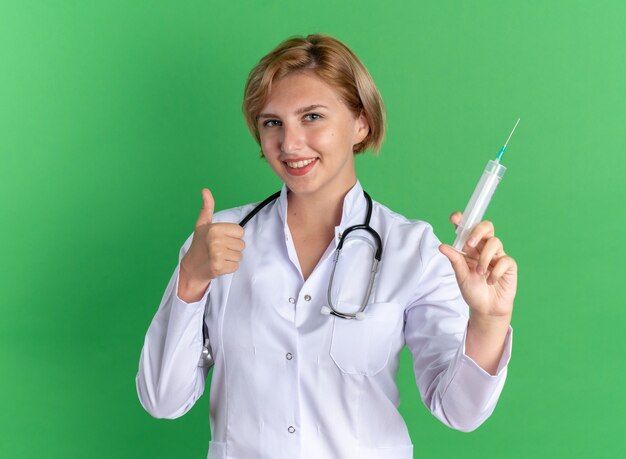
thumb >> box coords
[439,244,470,283]
[196,188,215,226]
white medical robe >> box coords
[136,180,513,459]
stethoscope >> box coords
[199,189,383,368]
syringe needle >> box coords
[496,118,521,161]
[503,118,521,148]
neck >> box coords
[287,179,357,230]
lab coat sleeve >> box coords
[135,232,211,419]
[403,224,512,432]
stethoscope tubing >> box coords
[199,189,382,367]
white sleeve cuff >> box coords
[435,325,513,431]
[460,325,513,378]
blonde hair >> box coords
[242,34,386,154]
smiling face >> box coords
[257,71,369,199]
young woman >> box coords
[137,34,517,459]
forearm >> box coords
[137,264,209,418]
[415,320,513,432]
[465,313,511,375]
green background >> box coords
[1,1,624,457]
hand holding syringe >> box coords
[452,118,520,253]
[437,119,520,375]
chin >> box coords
[283,179,319,195]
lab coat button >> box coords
[288,426,295,433]
[286,352,293,360]
[304,295,312,301]
[288,297,296,304]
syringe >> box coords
[452,118,520,252]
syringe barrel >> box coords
[452,160,506,251]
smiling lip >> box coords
[282,157,318,176]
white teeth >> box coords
[286,158,316,168]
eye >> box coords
[303,113,322,121]
[262,119,281,128]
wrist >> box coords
[466,313,511,375]
[180,255,214,283]
[468,312,511,336]
[178,260,212,303]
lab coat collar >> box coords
[276,180,367,277]
[276,180,366,233]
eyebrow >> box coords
[257,104,329,119]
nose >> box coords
[280,122,304,154]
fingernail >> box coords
[468,237,477,247]
[477,266,485,275]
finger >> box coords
[226,237,245,252]
[449,211,462,229]
[460,242,481,261]
[221,223,245,238]
[477,237,503,275]
[209,222,245,239]
[486,256,517,285]
[439,244,470,282]
[466,220,495,248]
[209,257,240,276]
[196,188,215,226]
[223,248,243,263]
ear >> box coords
[353,110,370,145]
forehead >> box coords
[261,72,345,112]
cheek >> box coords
[259,132,278,153]
[309,126,345,149]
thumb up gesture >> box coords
[178,189,245,302]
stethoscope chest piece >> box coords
[321,305,366,320]
[198,337,214,368]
